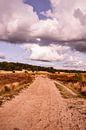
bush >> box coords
[4,85,11,92]
[24,70,28,74]
[12,70,15,73]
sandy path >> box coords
[54,80,77,96]
[0,76,86,130]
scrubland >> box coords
[0,71,35,105]
[48,72,86,97]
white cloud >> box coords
[30,19,62,40]
[21,43,86,70]
[40,0,86,41]
[0,52,6,59]
[0,0,39,42]
[22,43,86,70]
[0,0,86,70]
[0,0,86,44]
[0,0,86,53]
[22,44,64,61]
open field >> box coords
[0,76,86,130]
[0,71,86,130]
[0,71,86,105]
[0,71,35,105]
[48,72,86,97]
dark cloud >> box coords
[31,59,51,62]
[39,39,86,53]
[68,40,86,52]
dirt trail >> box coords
[0,76,86,130]
[54,80,77,96]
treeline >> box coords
[55,69,86,73]
[0,62,56,73]
[0,62,86,73]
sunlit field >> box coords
[0,71,35,105]
[48,72,86,97]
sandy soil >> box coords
[54,80,77,96]
[0,76,86,130]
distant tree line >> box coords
[0,62,86,73]
[56,69,86,73]
[0,62,56,73]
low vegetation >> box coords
[0,61,86,104]
[49,72,86,97]
[0,72,35,105]
[0,61,86,73]
[0,61,56,73]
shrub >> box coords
[4,85,11,92]
[12,70,15,73]
[24,70,28,74]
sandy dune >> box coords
[0,76,86,130]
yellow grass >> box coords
[48,72,86,97]
[0,71,35,105]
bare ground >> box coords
[0,76,86,130]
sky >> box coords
[0,0,86,70]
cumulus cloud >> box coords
[0,0,86,71]
[0,0,86,43]
[30,19,62,41]
[42,0,86,41]
[21,43,86,70]
[39,0,86,52]
[22,44,64,61]
[0,0,39,42]
[0,0,86,54]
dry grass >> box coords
[48,72,86,97]
[0,72,35,105]
[54,82,75,98]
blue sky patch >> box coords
[24,0,51,19]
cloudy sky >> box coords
[0,0,86,70]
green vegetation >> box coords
[0,61,56,73]
[0,61,86,73]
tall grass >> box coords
[48,73,86,96]
[0,72,35,105]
